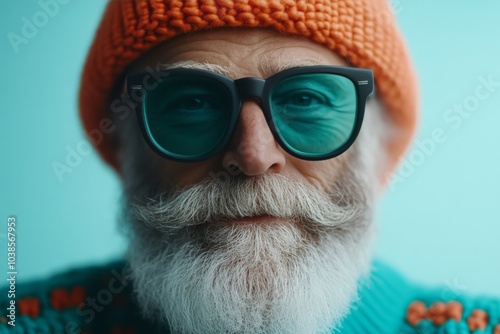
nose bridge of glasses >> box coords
[234,77,266,103]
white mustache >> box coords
[128,173,368,234]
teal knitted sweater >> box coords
[1,260,499,333]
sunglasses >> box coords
[126,65,374,162]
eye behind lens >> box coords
[269,73,358,157]
[143,75,234,159]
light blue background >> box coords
[1,1,499,297]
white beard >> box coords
[120,98,387,334]
[124,170,376,334]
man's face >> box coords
[122,29,365,193]
[118,29,387,334]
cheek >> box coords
[119,115,221,190]
[288,154,350,192]
[149,154,227,189]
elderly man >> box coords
[3,1,500,333]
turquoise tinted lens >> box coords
[144,76,232,158]
[270,74,357,156]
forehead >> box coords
[131,28,348,78]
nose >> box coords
[222,100,286,176]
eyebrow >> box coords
[160,59,321,79]
[160,61,232,76]
[259,58,320,78]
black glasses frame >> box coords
[126,65,374,162]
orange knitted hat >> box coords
[79,0,418,178]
